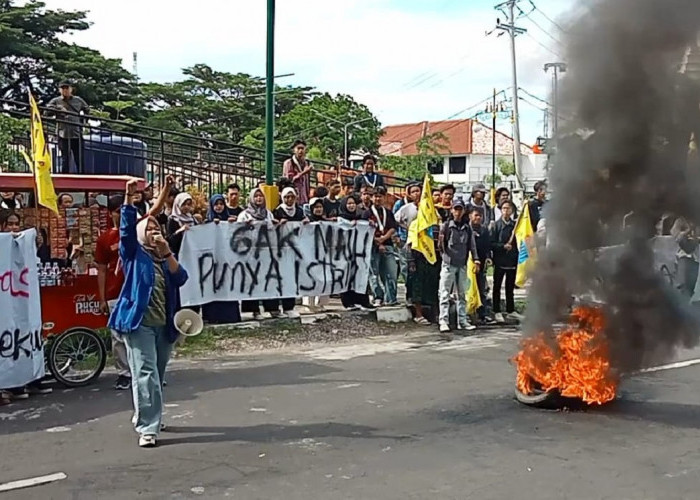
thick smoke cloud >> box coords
[525,0,700,372]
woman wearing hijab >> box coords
[201,193,242,325]
[269,187,306,318]
[109,179,188,448]
[273,187,305,222]
[206,193,231,223]
[338,195,375,311]
[166,192,198,257]
[239,188,280,319]
[238,187,274,224]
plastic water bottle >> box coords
[52,262,60,286]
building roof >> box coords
[379,119,531,156]
[380,119,472,156]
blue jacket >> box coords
[108,205,188,343]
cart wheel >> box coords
[48,328,107,387]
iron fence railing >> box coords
[0,98,411,198]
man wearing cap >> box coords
[48,81,90,174]
[466,183,493,228]
[438,199,480,336]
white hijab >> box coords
[277,187,298,217]
[170,193,197,224]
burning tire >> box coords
[514,385,586,410]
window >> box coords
[427,158,444,174]
[449,156,466,174]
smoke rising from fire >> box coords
[525,0,700,373]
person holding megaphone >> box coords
[109,178,189,448]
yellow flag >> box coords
[408,219,437,264]
[514,200,535,287]
[466,255,482,314]
[415,174,438,233]
[29,92,58,214]
[407,175,439,264]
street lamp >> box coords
[475,88,511,209]
[310,109,373,171]
[263,0,276,204]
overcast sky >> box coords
[41,0,576,144]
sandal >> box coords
[414,317,431,326]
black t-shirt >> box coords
[228,206,244,219]
[273,205,305,222]
[323,197,340,219]
[363,206,398,247]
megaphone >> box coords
[174,309,204,337]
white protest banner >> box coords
[0,229,44,388]
[179,221,374,306]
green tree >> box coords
[0,114,27,171]
[140,64,314,144]
[0,1,136,107]
[497,157,515,176]
[273,93,381,161]
[380,132,449,182]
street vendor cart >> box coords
[0,172,145,387]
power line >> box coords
[528,0,566,33]
[518,7,561,46]
[518,87,550,106]
[526,32,561,58]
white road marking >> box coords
[249,408,267,412]
[336,383,361,389]
[0,472,67,492]
[45,426,71,433]
[637,358,700,374]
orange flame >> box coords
[513,306,618,405]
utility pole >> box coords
[544,62,567,139]
[310,110,373,174]
[263,0,277,208]
[493,1,527,187]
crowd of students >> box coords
[0,137,549,407]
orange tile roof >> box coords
[380,119,474,156]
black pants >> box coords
[475,268,489,318]
[493,267,516,313]
[59,137,83,173]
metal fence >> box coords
[0,98,410,198]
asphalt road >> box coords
[3,329,700,500]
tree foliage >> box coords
[140,64,315,144]
[380,132,449,182]
[0,0,136,106]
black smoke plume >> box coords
[525,0,700,372]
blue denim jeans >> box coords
[123,324,172,436]
[370,246,398,304]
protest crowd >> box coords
[0,95,548,447]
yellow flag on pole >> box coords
[407,175,439,264]
[466,255,482,314]
[29,92,59,214]
[514,200,536,287]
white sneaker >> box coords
[138,434,157,448]
[495,312,505,323]
[373,299,383,307]
[460,322,477,331]
[286,310,301,319]
[439,323,450,333]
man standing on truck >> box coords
[48,81,90,174]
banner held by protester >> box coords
[0,229,44,389]
[179,221,374,305]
